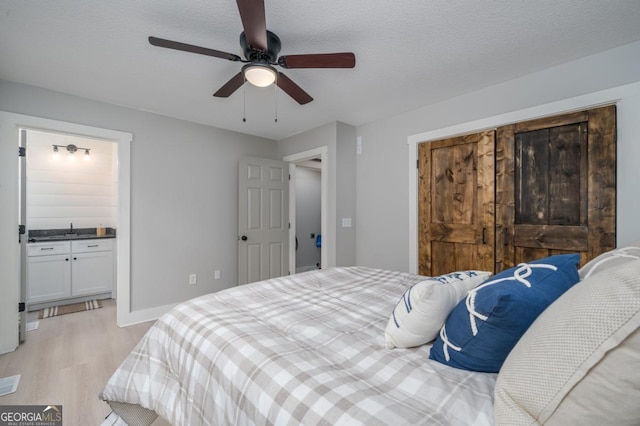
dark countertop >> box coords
[28,227,116,243]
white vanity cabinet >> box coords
[27,239,114,305]
[70,239,113,296]
[27,241,72,304]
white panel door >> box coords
[238,157,289,285]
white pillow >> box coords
[384,270,491,349]
[578,240,640,280]
[494,257,640,425]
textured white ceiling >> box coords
[1,0,640,140]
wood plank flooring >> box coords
[0,300,154,425]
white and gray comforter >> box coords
[100,267,496,425]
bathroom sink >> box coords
[65,233,97,239]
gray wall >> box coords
[355,40,640,271]
[0,80,277,311]
[335,122,357,267]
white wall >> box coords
[0,80,278,318]
[26,130,117,230]
[355,40,640,271]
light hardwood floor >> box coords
[0,299,154,425]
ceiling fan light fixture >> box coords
[243,63,276,87]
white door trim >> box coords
[406,82,640,274]
[0,112,133,339]
[288,162,297,274]
[284,146,329,270]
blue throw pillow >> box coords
[429,253,580,373]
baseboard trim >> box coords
[117,302,177,327]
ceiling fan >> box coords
[148,0,356,105]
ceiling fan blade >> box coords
[236,0,268,51]
[149,36,241,62]
[276,72,313,105]
[278,53,356,69]
[213,72,245,97]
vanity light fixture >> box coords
[52,144,91,160]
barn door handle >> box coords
[482,228,486,244]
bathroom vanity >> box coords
[26,228,116,310]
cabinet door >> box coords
[27,254,71,303]
[418,130,496,275]
[72,251,113,296]
[496,106,616,270]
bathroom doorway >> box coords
[20,129,119,339]
[0,111,131,354]
[284,146,328,274]
[293,161,322,272]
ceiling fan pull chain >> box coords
[274,74,278,123]
[242,75,247,122]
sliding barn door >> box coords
[418,130,496,276]
[496,106,616,271]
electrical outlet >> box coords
[214,270,221,280]
[189,273,197,285]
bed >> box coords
[100,267,496,425]
[100,243,640,425]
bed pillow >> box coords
[494,258,640,425]
[384,270,492,349]
[429,253,580,372]
[578,240,640,280]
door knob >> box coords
[240,235,248,241]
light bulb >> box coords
[243,64,276,87]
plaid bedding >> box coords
[100,267,497,425]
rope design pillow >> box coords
[430,254,580,373]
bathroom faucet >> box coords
[70,222,73,233]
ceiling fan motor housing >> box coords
[240,30,281,63]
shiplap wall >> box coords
[26,129,117,230]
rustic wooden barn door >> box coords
[418,130,496,276]
[496,106,616,271]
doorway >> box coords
[22,129,119,314]
[284,146,328,274]
[293,161,322,272]
[0,111,131,355]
